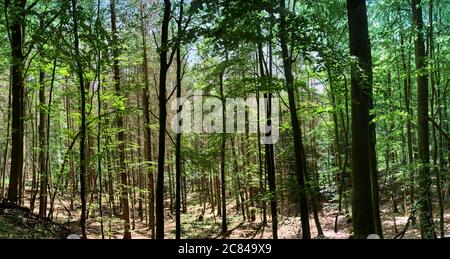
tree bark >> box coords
[156,0,172,239]
[71,0,87,239]
[175,0,184,240]
[38,67,47,218]
[7,0,26,204]
[110,0,131,239]
[138,0,155,239]
[279,0,311,239]
[412,0,436,239]
[346,0,381,238]
[219,65,227,234]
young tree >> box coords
[278,0,311,239]
[110,0,132,240]
[175,0,185,240]
[71,0,87,239]
[139,0,155,239]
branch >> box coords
[428,116,450,142]
[152,30,160,50]
[25,0,39,13]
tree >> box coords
[346,0,381,238]
[110,0,131,240]
[139,0,155,240]
[71,0,87,239]
[38,57,47,218]
[278,0,311,239]
[6,0,26,204]
[175,0,185,240]
[412,0,436,240]
[156,0,172,239]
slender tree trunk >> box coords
[182,167,187,213]
[30,98,37,212]
[1,72,11,199]
[95,0,104,239]
[279,0,310,239]
[139,0,155,239]
[110,0,131,239]
[38,65,47,218]
[175,0,184,239]
[254,40,266,224]
[310,121,324,237]
[156,0,172,239]
[71,0,87,239]
[428,0,444,238]
[219,67,227,234]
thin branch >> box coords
[25,0,39,13]
[428,116,450,142]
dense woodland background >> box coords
[0,0,449,239]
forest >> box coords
[0,0,448,240]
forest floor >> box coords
[3,193,450,239]
[0,200,70,239]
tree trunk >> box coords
[110,0,131,239]
[428,0,444,238]
[412,0,436,239]
[310,121,324,237]
[1,71,12,199]
[400,26,415,208]
[7,0,26,204]
[346,0,380,238]
[139,0,155,239]
[71,0,87,239]
[279,0,311,239]
[156,0,172,239]
[37,66,47,217]
[175,0,184,239]
[219,66,227,234]
[255,38,267,224]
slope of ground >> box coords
[0,200,71,239]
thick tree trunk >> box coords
[7,0,26,204]
[346,0,380,238]
[412,0,436,239]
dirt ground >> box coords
[15,190,450,239]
